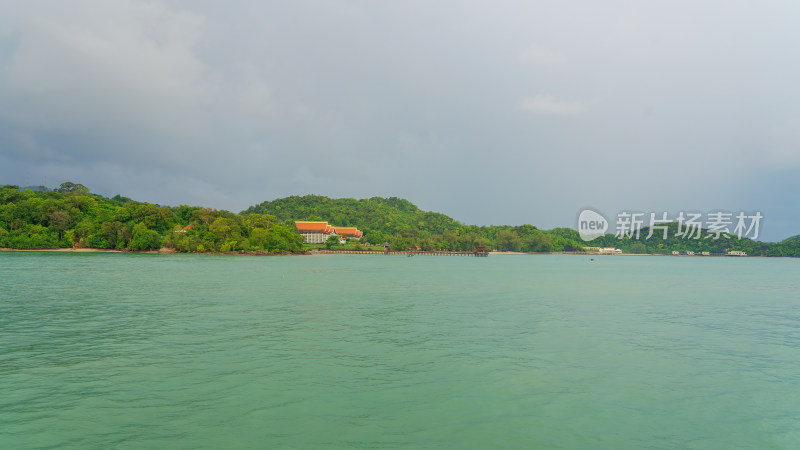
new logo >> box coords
[577,209,608,241]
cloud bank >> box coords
[1,0,799,240]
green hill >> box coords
[243,194,583,252]
[0,183,303,253]
[781,235,800,245]
[243,195,460,239]
[3,184,798,255]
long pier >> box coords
[315,249,489,257]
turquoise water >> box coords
[1,252,799,449]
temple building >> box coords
[333,227,363,240]
[294,221,363,244]
[294,221,336,244]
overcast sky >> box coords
[1,1,799,240]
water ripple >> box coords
[1,253,799,448]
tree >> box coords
[264,225,304,252]
[441,230,457,250]
[210,217,235,239]
[243,213,274,230]
[325,235,340,249]
[250,228,268,249]
[129,223,161,251]
[496,230,522,251]
[111,194,132,203]
[48,210,72,240]
[391,236,410,251]
[98,221,128,249]
[524,233,553,252]
[57,182,89,195]
[630,242,647,254]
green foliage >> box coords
[129,223,161,251]
[325,235,339,249]
[244,195,462,243]
[57,182,89,195]
[782,234,800,245]
[496,230,522,251]
[242,194,584,252]
[264,224,304,252]
[0,182,305,254]
[3,184,797,256]
[523,232,554,253]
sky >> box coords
[1,0,799,241]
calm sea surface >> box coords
[1,252,799,449]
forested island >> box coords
[2,183,799,256]
[0,183,304,253]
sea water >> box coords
[1,252,799,448]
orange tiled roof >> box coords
[295,221,334,233]
[334,227,363,237]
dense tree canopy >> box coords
[0,184,303,253]
[243,194,800,255]
[2,186,797,255]
[244,195,585,252]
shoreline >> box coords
[1,248,788,258]
[1,247,130,253]
[0,247,308,256]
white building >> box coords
[583,247,622,254]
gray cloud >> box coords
[1,0,799,240]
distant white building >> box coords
[672,251,680,255]
[686,251,695,256]
[584,247,622,254]
[727,250,747,256]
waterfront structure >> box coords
[727,250,747,256]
